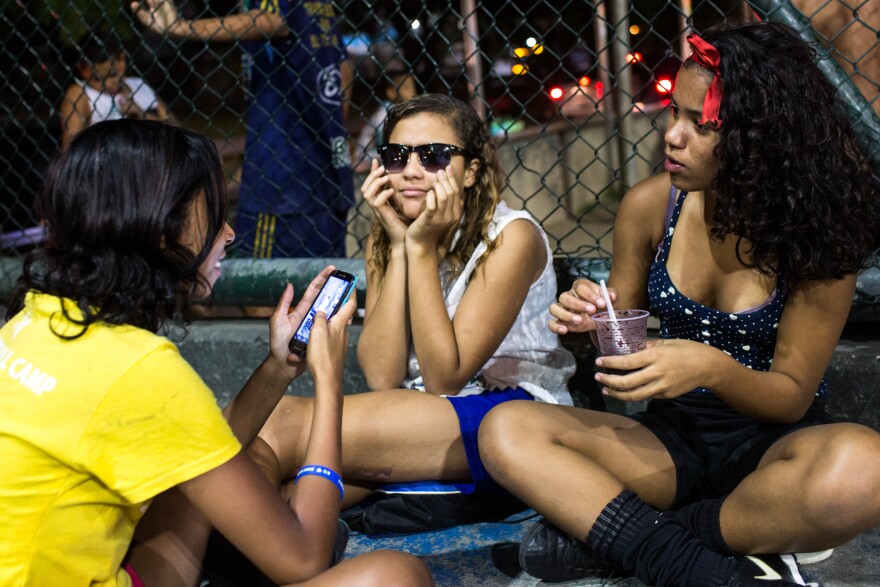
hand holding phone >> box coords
[288,270,357,355]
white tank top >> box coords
[80,77,160,125]
[403,201,576,405]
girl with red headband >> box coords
[479,20,879,586]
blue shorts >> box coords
[234,209,347,258]
[446,387,534,494]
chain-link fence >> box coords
[1,0,878,308]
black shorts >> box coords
[630,393,835,508]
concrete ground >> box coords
[344,512,880,586]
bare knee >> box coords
[373,551,433,587]
[479,401,525,467]
[799,424,880,531]
[247,436,283,486]
[478,401,546,484]
[258,396,315,478]
[341,551,433,587]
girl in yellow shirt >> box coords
[0,119,432,587]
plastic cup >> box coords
[593,309,650,374]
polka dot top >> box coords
[647,188,827,399]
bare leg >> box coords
[126,435,383,587]
[127,391,455,587]
[477,400,677,539]
[722,422,880,554]
[128,494,433,587]
[289,550,434,586]
[250,432,381,508]
[126,488,212,587]
[258,390,471,500]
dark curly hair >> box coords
[694,21,877,286]
[368,93,504,282]
[6,119,228,337]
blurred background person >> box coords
[353,60,417,172]
[790,0,879,116]
[132,0,354,259]
[59,27,171,148]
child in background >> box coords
[59,29,171,148]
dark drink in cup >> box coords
[593,310,650,375]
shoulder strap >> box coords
[655,187,687,263]
[663,185,678,233]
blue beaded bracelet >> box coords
[295,465,345,501]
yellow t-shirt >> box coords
[0,293,241,586]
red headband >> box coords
[686,33,723,129]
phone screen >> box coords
[290,272,355,353]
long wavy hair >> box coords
[694,21,877,286]
[6,119,228,337]
[368,93,503,282]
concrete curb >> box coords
[178,321,880,430]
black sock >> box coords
[672,498,734,556]
[585,490,740,587]
[585,489,655,563]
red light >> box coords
[626,52,643,64]
[655,78,673,94]
[578,76,591,87]
[549,86,564,101]
[595,81,604,100]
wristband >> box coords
[295,465,345,501]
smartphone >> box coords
[288,270,357,355]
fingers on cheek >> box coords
[377,190,394,206]
[437,181,450,200]
[365,186,382,202]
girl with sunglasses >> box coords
[252,93,575,511]
[0,120,432,587]
[478,21,880,587]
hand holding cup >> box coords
[549,278,618,335]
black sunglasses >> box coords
[377,143,471,173]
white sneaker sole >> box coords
[794,549,834,565]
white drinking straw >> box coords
[599,279,618,324]
[600,279,629,353]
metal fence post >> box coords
[607,0,638,190]
[678,0,694,55]
[461,0,486,120]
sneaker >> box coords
[793,549,833,565]
[518,518,618,582]
[726,553,820,586]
